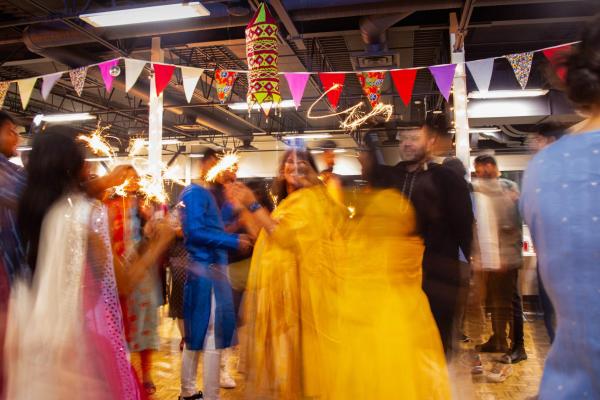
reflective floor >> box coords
[145,308,550,400]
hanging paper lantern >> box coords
[357,71,385,108]
[215,69,237,103]
[245,3,281,116]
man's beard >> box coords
[400,148,427,164]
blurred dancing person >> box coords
[6,129,174,399]
[0,111,25,399]
[521,15,600,399]
[227,149,342,399]
[377,115,474,357]
[178,148,251,400]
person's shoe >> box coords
[486,362,512,383]
[178,391,203,400]
[471,353,483,375]
[475,338,509,353]
[500,346,528,364]
[220,369,237,389]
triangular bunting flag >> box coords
[283,73,310,110]
[357,71,386,108]
[214,69,237,103]
[125,58,146,92]
[17,77,37,110]
[69,67,87,96]
[390,69,418,106]
[506,52,534,89]
[153,63,176,97]
[543,45,571,82]
[98,59,119,92]
[429,64,456,101]
[41,72,62,100]
[180,66,203,103]
[0,82,9,109]
[467,58,495,92]
[318,72,345,109]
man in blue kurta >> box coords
[178,148,250,400]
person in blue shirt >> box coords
[521,15,600,400]
[178,148,251,400]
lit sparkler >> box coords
[205,152,240,182]
[307,83,394,131]
[78,123,116,159]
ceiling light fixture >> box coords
[33,113,96,126]
[188,154,205,158]
[468,89,549,99]
[284,133,332,140]
[228,99,296,111]
[80,2,210,27]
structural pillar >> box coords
[450,13,471,175]
[148,36,164,179]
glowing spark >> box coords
[347,205,356,219]
[78,124,114,159]
[138,174,168,204]
[306,84,394,131]
[269,191,279,208]
[205,152,240,182]
[128,138,147,157]
[163,165,187,187]
[113,179,130,197]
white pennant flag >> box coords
[17,77,37,110]
[41,72,62,100]
[181,66,204,103]
[125,58,147,92]
[466,58,495,93]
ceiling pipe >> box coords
[359,12,412,53]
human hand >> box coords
[238,233,253,252]
[225,182,257,208]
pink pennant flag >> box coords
[283,73,310,110]
[153,63,176,96]
[41,72,62,100]
[428,64,457,101]
[98,59,119,92]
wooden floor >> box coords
[145,309,550,400]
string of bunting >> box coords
[0,41,576,111]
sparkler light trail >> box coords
[205,152,240,182]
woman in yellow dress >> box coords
[330,187,451,399]
[231,148,450,399]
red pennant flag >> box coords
[543,44,571,82]
[153,63,176,96]
[390,69,418,106]
[318,72,345,109]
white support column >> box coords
[450,13,471,176]
[148,36,164,180]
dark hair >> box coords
[320,140,337,149]
[535,122,570,140]
[200,147,221,161]
[423,112,449,137]
[562,14,600,111]
[18,128,86,272]
[270,149,318,202]
[474,154,497,166]
[442,157,467,177]
[0,110,14,128]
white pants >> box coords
[181,292,221,400]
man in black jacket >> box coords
[373,116,473,358]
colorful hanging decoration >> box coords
[214,69,237,103]
[125,58,146,92]
[506,52,534,89]
[181,66,204,103]
[245,3,281,116]
[283,73,310,110]
[69,67,87,96]
[318,72,345,109]
[0,82,9,109]
[543,45,571,82]
[98,59,120,92]
[357,71,385,108]
[390,69,418,106]
[467,58,495,92]
[153,63,176,96]
[41,72,62,101]
[17,77,37,110]
[428,64,457,101]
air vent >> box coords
[351,51,399,70]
